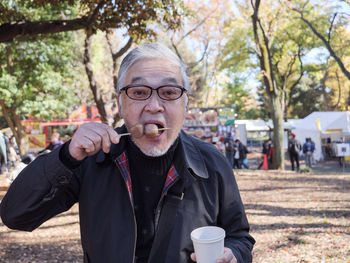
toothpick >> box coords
[118,127,170,137]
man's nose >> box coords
[144,91,164,112]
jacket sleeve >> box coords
[0,146,80,231]
[217,160,255,262]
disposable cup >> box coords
[190,226,225,263]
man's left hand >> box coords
[190,247,237,263]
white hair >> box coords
[117,42,189,92]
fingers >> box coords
[216,247,236,263]
[69,122,120,160]
[191,248,236,263]
[107,126,120,144]
[190,253,196,262]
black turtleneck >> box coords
[126,137,179,263]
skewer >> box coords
[118,127,170,137]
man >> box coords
[233,139,248,169]
[303,138,314,168]
[257,139,272,170]
[0,131,7,174]
[310,138,316,165]
[288,132,301,171]
[236,139,250,169]
[224,132,234,168]
[38,132,64,154]
[1,43,254,263]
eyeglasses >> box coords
[120,84,186,101]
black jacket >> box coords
[233,142,248,161]
[1,126,255,263]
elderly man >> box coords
[1,43,254,263]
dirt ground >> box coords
[0,159,349,262]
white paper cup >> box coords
[190,226,225,263]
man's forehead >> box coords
[125,58,182,85]
[130,76,179,84]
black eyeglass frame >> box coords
[120,84,187,101]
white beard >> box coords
[131,135,179,157]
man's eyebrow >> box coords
[161,77,179,84]
[130,77,146,83]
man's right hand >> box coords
[69,122,120,161]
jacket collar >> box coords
[96,125,209,179]
[178,130,209,179]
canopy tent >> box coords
[235,120,271,131]
[291,111,350,161]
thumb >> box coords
[190,253,197,262]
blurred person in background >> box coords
[288,133,301,172]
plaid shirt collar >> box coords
[115,151,179,207]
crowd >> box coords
[222,131,318,171]
[288,133,316,171]
[0,131,20,175]
[0,131,65,182]
[224,133,250,169]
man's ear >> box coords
[117,93,123,118]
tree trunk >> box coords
[251,0,285,169]
[83,32,109,125]
[2,45,28,155]
[270,94,285,169]
[106,34,133,127]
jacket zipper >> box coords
[154,177,179,230]
[114,159,137,263]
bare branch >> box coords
[187,40,209,69]
[112,37,133,61]
[293,8,350,81]
[88,0,105,25]
[328,13,337,43]
[170,37,183,62]
[175,8,216,46]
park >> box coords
[0,0,350,262]
[1,165,349,262]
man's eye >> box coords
[130,87,148,97]
[134,90,146,95]
[164,89,176,95]
[160,87,178,96]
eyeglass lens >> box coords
[126,86,183,100]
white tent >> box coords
[236,120,295,149]
[235,120,272,131]
[291,111,350,161]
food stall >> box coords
[183,107,238,152]
[22,105,101,152]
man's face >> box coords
[117,58,188,156]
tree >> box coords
[220,0,346,169]
[290,0,350,109]
[221,0,304,168]
[0,34,80,154]
[158,0,236,108]
[290,75,327,118]
[250,0,287,169]
[291,0,350,81]
[1,0,186,137]
[221,77,261,119]
[0,0,183,43]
